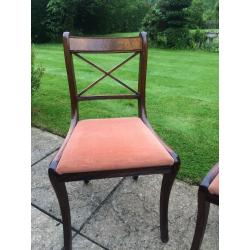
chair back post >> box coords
[138,31,148,121]
[63,32,79,122]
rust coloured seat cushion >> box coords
[208,174,219,195]
[56,117,175,174]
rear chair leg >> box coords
[160,172,177,243]
[190,188,210,250]
[49,169,72,250]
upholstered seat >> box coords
[208,174,219,195]
[56,117,174,174]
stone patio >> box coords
[31,127,218,250]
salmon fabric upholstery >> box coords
[208,174,219,195]
[56,117,174,174]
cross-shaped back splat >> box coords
[73,52,139,97]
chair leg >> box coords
[49,169,72,250]
[190,188,210,250]
[160,172,176,243]
[132,175,139,181]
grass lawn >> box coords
[32,40,218,185]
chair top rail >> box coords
[68,36,142,53]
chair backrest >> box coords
[63,32,148,121]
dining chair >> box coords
[48,31,180,250]
[190,163,219,250]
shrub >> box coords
[163,28,191,49]
[31,47,45,95]
[191,29,206,48]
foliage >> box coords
[202,0,217,9]
[203,0,219,28]
[190,29,206,48]
[46,0,76,41]
[31,47,45,95]
[142,0,192,48]
[157,0,192,28]
[31,0,50,42]
[156,28,192,48]
[205,39,219,52]
[142,6,163,41]
[106,0,150,33]
[214,1,219,23]
[187,0,204,29]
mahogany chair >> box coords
[190,163,219,250]
[48,31,180,250]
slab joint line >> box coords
[32,203,108,249]
[76,177,125,234]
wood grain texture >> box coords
[69,36,142,52]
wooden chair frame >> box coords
[48,31,180,250]
[191,163,219,250]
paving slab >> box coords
[32,206,102,250]
[31,127,63,165]
[32,153,122,229]
[80,175,219,250]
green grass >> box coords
[32,43,218,185]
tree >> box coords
[203,0,219,28]
[46,0,77,41]
[142,6,163,41]
[187,0,204,29]
[214,0,219,21]
[31,0,50,42]
[142,0,192,48]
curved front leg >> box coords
[160,171,177,243]
[49,169,72,250]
